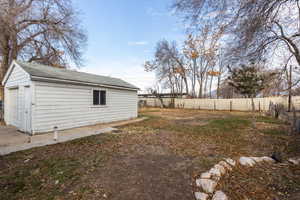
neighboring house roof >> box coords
[13,61,138,90]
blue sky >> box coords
[72,0,185,92]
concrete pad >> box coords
[0,126,29,147]
[0,117,146,156]
[0,127,116,155]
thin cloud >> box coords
[128,41,149,46]
[146,7,171,17]
[79,57,156,91]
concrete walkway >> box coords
[0,126,29,147]
[0,117,146,156]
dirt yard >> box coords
[0,108,299,200]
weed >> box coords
[256,116,285,124]
[261,128,287,135]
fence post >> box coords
[214,101,216,111]
[230,101,232,111]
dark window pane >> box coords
[100,90,106,105]
[93,90,100,105]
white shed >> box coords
[2,60,139,134]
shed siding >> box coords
[4,64,31,126]
[5,64,31,87]
[32,81,138,133]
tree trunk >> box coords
[192,58,197,97]
[217,74,221,99]
[0,47,10,102]
[288,65,292,112]
[198,74,204,98]
[180,78,183,96]
[209,75,213,98]
[183,77,189,95]
[1,34,11,82]
[204,73,208,98]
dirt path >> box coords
[93,150,195,199]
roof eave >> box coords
[2,60,18,86]
[30,75,139,91]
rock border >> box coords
[194,156,300,200]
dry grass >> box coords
[0,108,299,200]
[218,162,300,200]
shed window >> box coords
[93,90,106,105]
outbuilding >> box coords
[2,60,138,134]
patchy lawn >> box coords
[0,108,299,200]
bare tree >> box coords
[183,34,199,97]
[230,0,300,67]
[183,25,224,98]
[216,49,227,98]
[173,0,300,68]
[218,79,236,99]
[145,40,189,96]
[146,85,165,108]
[0,0,87,81]
[172,0,234,32]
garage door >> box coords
[9,88,19,127]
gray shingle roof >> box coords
[16,61,139,90]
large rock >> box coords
[245,156,275,163]
[196,178,218,193]
[218,161,233,171]
[261,156,275,163]
[209,167,222,180]
[200,172,212,179]
[214,164,226,175]
[212,191,228,200]
[239,157,256,167]
[225,158,236,166]
[250,157,264,162]
[195,192,209,200]
[288,158,300,165]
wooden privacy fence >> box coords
[139,96,300,111]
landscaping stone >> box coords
[250,156,274,163]
[225,158,236,166]
[212,191,228,200]
[196,178,218,193]
[239,157,256,166]
[195,192,209,200]
[200,172,212,179]
[195,155,278,199]
[209,167,222,180]
[218,161,232,171]
[250,157,264,162]
[288,158,300,165]
[214,164,226,175]
[261,156,275,163]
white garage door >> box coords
[9,88,19,127]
